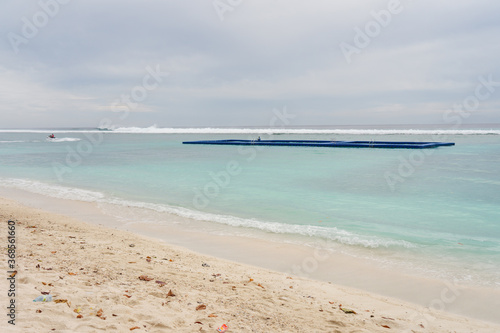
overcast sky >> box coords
[1,0,499,128]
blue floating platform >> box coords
[182,139,455,149]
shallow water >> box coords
[1,126,499,288]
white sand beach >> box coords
[1,197,499,332]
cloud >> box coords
[1,0,499,128]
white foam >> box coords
[0,178,105,202]
[0,127,499,135]
[102,197,416,249]
[0,177,414,249]
[47,137,81,142]
[109,126,500,135]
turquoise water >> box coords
[1,127,499,287]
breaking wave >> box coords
[102,126,500,135]
[46,137,81,142]
[0,177,415,249]
[0,126,499,135]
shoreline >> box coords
[1,194,499,332]
[2,186,500,323]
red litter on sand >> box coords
[217,324,228,332]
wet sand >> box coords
[1,196,499,332]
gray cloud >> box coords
[1,0,499,128]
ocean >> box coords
[1,125,499,289]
